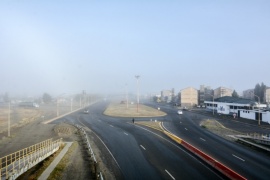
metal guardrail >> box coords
[0,138,62,180]
[75,124,103,180]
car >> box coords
[177,110,183,114]
[83,109,89,114]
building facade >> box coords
[199,85,213,106]
[180,87,198,107]
[265,88,270,104]
[243,89,255,100]
[204,96,269,123]
[161,90,172,103]
[214,87,233,99]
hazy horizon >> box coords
[1,1,269,97]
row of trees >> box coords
[231,82,267,103]
[254,82,267,102]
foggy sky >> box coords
[1,1,270,97]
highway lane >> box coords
[63,101,224,179]
[152,103,270,180]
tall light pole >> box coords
[135,75,140,113]
[125,83,129,109]
[206,93,214,115]
[8,101,10,137]
[56,93,66,117]
[71,98,73,112]
[251,93,260,125]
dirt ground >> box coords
[0,105,117,180]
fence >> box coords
[75,124,103,180]
[0,138,62,180]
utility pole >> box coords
[135,75,140,113]
[8,101,10,137]
[125,83,129,109]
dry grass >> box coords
[47,142,78,180]
[0,107,40,128]
[104,103,166,117]
[135,121,163,131]
[200,119,243,140]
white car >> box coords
[177,110,183,114]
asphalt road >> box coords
[57,101,224,180]
[149,102,270,180]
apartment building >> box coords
[214,87,233,99]
[180,87,198,107]
[199,85,213,105]
[161,90,172,102]
[243,89,255,100]
[265,87,270,104]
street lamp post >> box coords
[135,75,140,113]
[71,98,73,112]
[8,101,10,137]
[253,94,261,126]
[125,83,129,109]
[206,93,214,115]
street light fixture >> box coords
[8,101,10,137]
[125,83,129,109]
[250,92,260,125]
[135,75,140,113]
[206,93,214,115]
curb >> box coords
[38,142,73,180]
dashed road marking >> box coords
[165,169,175,180]
[200,138,206,141]
[110,125,114,127]
[232,154,245,162]
[124,132,128,136]
[140,145,146,150]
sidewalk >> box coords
[38,142,73,180]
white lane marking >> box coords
[200,138,206,141]
[76,118,121,169]
[140,145,146,150]
[180,121,182,124]
[165,169,175,180]
[124,132,128,136]
[232,154,245,162]
[110,125,114,127]
[185,128,188,130]
[160,122,223,179]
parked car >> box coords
[83,109,89,114]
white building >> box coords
[204,96,269,124]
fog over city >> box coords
[0,1,269,97]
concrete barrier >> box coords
[160,122,247,180]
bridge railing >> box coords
[0,138,62,180]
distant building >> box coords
[242,89,254,100]
[265,87,270,104]
[214,87,233,99]
[161,90,172,103]
[204,96,269,123]
[199,85,213,106]
[180,87,198,107]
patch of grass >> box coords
[104,103,166,117]
[135,121,163,131]
[47,142,78,180]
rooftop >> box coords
[212,96,256,105]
